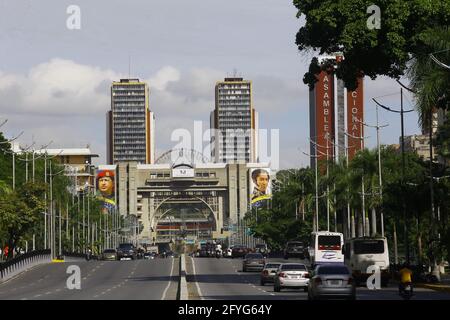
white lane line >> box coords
[190,256,204,301]
[161,257,175,300]
[34,294,42,298]
[270,293,275,296]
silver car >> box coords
[308,264,356,300]
[101,249,117,261]
[260,263,281,286]
[274,263,310,292]
[242,253,266,272]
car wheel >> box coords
[260,280,265,286]
[303,286,308,292]
[274,285,280,292]
[284,255,288,260]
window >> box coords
[318,266,350,275]
[353,240,384,254]
[281,264,307,271]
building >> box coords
[34,147,99,193]
[116,158,270,244]
[107,79,155,164]
[210,77,258,163]
[309,56,364,167]
[404,134,438,162]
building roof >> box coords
[34,148,99,157]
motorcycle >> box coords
[215,249,222,259]
[399,282,414,300]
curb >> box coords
[178,254,189,300]
[416,283,450,293]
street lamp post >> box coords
[373,89,414,264]
[302,148,319,232]
[354,108,389,237]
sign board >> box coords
[172,168,195,178]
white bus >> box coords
[308,231,344,267]
[343,237,390,286]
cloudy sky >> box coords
[0,0,419,168]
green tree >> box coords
[294,0,450,90]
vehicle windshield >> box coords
[118,244,134,249]
[317,266,350,275]
[104,249,116,253]
[246,253,263,259]
[288,242,303,247]
[281,264,307,271]
[318,236,341,249]
[265,264,281,269]
[354,240,385,254]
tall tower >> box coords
[107,79,155,164]
[210,77,258,163]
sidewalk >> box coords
[416,274,450,293]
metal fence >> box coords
[0,249,51,282]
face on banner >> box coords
[96,169,116,213]
[250,168,271,207]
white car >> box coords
[274,263,310,292]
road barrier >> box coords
[178,254,189,300]
[0,250,87,283]
[0,249,51,283]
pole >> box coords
[377,105,384,237]
[44,155,47,249]
[315,147,319,232]
[400,88,410,265]
[326,138,330,232]
[32,150,35,183]
[12,152,15,190]
[25,152,28,182]
[59,204,62,256]
[49,160,53,259]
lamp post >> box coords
[353,110,389,237]
[345,125,370,237]
[373,88,414,264]
[302,148,320,232]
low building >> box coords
[403,135,438,162]
[35,147,99,193]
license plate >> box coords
[330,280,340,285]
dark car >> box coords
[101,249,117,261]
[232,245,248,258]
[284,241,306,259]
[242,253,266,272]
[117,243,137,260]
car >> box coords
[101,249,117,261]
[117,243,137,260]
[274,263,310,292]
[308,264,356,300]
[284,241,306,259]
[242,253,266,272]
[255,244,269,257]
[143,252,156,259]
[232,245,248,258]
[260,262,281,286]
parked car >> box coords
[242,253,266,272]
[284,241,306,259]
[117,243,137,260]
[255,244,269,257]
[232,245,248,258]
[260,262,281,286]
[101,249,117,261]
[308,264,356,300]
[274,263,310,292]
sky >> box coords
[0,0,420,169]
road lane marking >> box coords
[190,256,204,301]
[161,258,175,300]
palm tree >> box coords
[408,26,450,128]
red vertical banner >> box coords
[347,77,364,160]
[315,70,335,161]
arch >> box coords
[154,148,210,165]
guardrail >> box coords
[0,249,51,282]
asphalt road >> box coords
[187,256,450,300]
[0,258,179,300]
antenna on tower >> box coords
[128,54,132,78]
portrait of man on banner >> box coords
[96,169,116,213]
[250,168,271,208]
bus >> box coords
[343,237,390,286]
[308,231,344,267]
